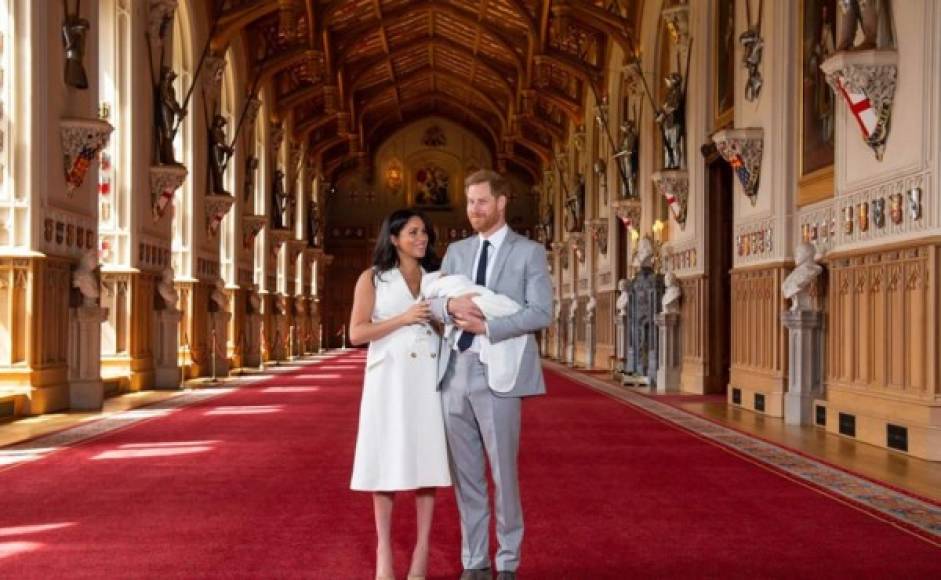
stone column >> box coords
[565,300,577,366]
[655,311,681,393]
[782,309,823,425]
[242,312,263,367]
[68,304,109,410]
[209,311,232,378]
[585,296,597,369]
[153,308,183,389]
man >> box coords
[429,169,553,580]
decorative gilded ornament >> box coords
[908,187,922,221]
[872,198,886,228]
[843,205,854,234]
[889,192,904,224]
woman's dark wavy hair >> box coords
[372,208,440,281]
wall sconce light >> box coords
[385,162,402,191]
[652,219,665,243]
[629,226,640,244]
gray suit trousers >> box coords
[442,351,523,572]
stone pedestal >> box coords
[154,308,182,389]
[68,304,109,410]
[655,311,681,393]
[242,313,263,368]
[782,309,823,425]
[615,313,628,377]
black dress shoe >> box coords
[496,572,516,580]
[459,569,493,580]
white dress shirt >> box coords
[454,223,509,353]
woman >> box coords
[349,209,450,580]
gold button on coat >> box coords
[410,352,416,358]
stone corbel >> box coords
[612,199,641,230]
[205,194,234,236]
[61,118,114,194]
[286,239,306,263]
[150,164,187,222]
[269,228,293,255]
[147,0,178,50]
[242,215,267,249]
[820,50,898,161]
[712,128,764,206]
[651,170,689,230]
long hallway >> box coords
[1,351,937,578]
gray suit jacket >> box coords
[429,228,552,397]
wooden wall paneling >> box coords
[129,272,156,390]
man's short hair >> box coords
[465,169,510,198]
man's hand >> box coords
[447,294,483,320]
[454,313,486,335]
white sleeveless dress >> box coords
[350,269,452,491]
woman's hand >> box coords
[398,301,431,326]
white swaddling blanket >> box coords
[424,274,526,392]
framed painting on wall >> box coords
[412,164,452,210]
[714,0,735,129]
[798,0,836,206]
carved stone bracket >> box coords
[150,164,187,223]
[205,194,234,236]
[241,215,267,249]
[243,97,262,135]
[286,239,306,264]
[588,219,609,255]
[821,50,898,161]
[651,170,689,230]
[612,199,641,230]
[712,128,764,205]
[269,228,293,255]
[61,118,114,194]
[147,0,178,50]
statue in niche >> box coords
[614,117,639,198]
[62,1,90,89]
[208,115,234,196]
[157,267,179,310]
[271,169,288,229]
[662,271,682,313]
[836,0,893,51]
[782,242,823,312]
[72,250,99,306]
[564,174,585,232]
[307,201,320,247]
[244,156,259,203]
[656,72,686,170]
[586,295,597,323]
[155,67,186,165]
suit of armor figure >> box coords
[62,14,90,89]
[836,0,886,51]
[656,73,685,170]
[272,169,287,229]
[208,115,234,195]
[155,67,185,165]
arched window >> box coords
[0,0,22,250]
[98,0,131,267]
[171,1,194,278]
[219,49,237,286]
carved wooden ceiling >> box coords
[211,0,641,181]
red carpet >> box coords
[0,350,938,578]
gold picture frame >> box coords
[797,0,836,206]
[713,0,735,130]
